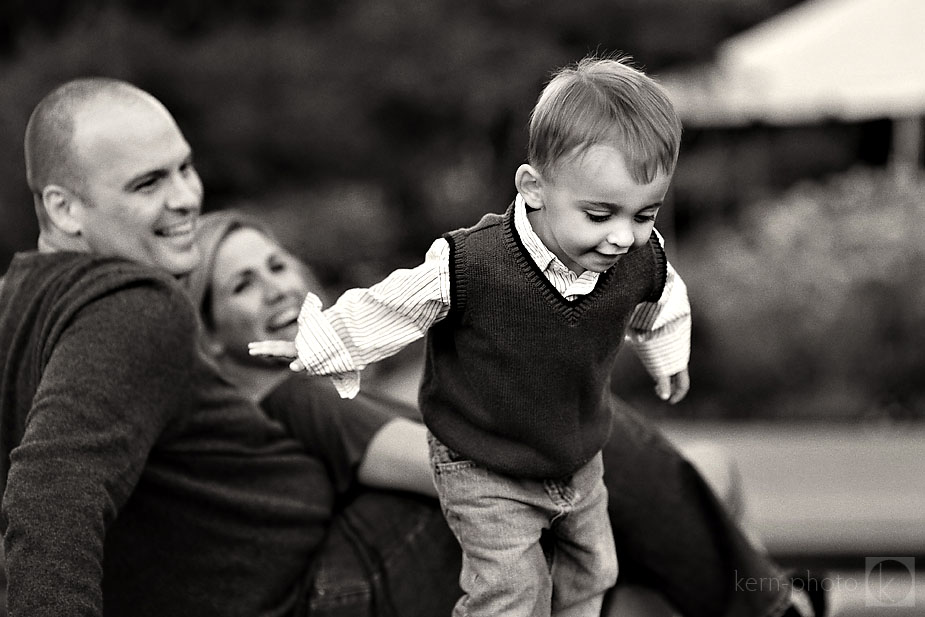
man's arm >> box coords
[2,281,195,616]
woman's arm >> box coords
[261,375,435,496]
[357,417,436,497]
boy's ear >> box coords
[514,164,545,209]
[41,185,84,236]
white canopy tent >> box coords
[658,0,925,173]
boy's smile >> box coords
[522,144,672,275]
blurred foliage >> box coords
[619,167,925,422]
[4,0,921,422]
[0,0,803,276]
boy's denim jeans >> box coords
[428,432,618,617]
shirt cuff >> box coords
[295,293,362,398]
[629,315,691,379]
[330,374,361,399]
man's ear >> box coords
[41,185,84,236]
[514,164,545,209]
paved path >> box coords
[659,421,925,556]
[659,421,925,616]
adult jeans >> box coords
[304,490,460,617]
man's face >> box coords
[70,99,203,276]
[527,144,671,275]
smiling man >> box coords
[25,78,203,274]
[0,79,334,617]
[0,79,214,616]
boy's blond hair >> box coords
[528,55,682,184]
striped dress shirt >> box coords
[296,195,691,398]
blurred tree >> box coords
[0,0,807,269]
[625,167,925,421]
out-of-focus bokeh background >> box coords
[2,0,923,425]
[1,0,923,613]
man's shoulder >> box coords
[73,252,180,285]
[5,251,194,322]
[74,255,196,319]
[9,250,175,282]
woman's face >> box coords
[209,226,310,361]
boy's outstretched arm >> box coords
[252,237,453,398]
[250,291,361,396]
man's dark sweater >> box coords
[420,206,665,479]
[0,252,388,617]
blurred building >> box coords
[657,0,925,227]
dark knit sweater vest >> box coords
[420,203,666,478]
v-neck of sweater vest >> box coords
[500,205,619,324]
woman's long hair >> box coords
[185,208,324,367]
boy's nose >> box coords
[606,223,634,248]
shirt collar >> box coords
[514,194,558,272]
[514,194,600,284]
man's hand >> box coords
[654,368,690,404]
[248,340,305,371]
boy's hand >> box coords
[654,368,690,404]
[248,340,305,372]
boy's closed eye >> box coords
[584,211,658,224]
[586,212,612,223]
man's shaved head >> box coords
[24,77,202,274]
[24,78,166,226]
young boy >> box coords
[251,55,690,617]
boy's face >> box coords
[525,144,672,275]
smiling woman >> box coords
[193,211,324,377]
